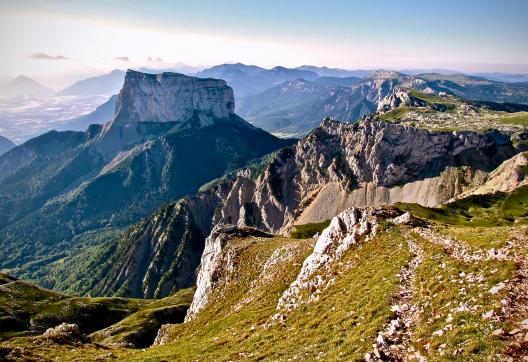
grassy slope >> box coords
[130,228,410,361]
[1,220,525,360]
[90,288,194,347]
[0,273,149,340]
[396,185,528,227]
[409,228,519,360]
[289,219,330,239]
[499,112,528,127]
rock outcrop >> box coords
[112,70,235,124]
[377,87,428,112]
[275,207,401,313]
[185,225,272,320]
[42,323,89,344]
[97,70,236,159]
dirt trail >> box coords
[367,230,426,361]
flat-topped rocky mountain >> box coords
[0,70,293,289]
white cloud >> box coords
[28,52,69,60]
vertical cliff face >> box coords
[97,70,237,159]
[111,70,235,125]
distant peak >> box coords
[369,70,405,79]
[8,75,41,84]
[13,75,33,81]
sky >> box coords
[0,0,527,88]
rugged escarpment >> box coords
[0,70,293,289]
[209,117,517,234]
[97,70,237,159]
[112,70,235,124]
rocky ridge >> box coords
[275,207,400,314]
[207,117,516,234]
[111,114,521,303]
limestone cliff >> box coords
[97,70,236,160]
[210,118,516,233]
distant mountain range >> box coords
[296,65,371,78]
[237,71,528,136]
[0,135,15,156]
[2,64,528,143]
[58,69,126,97]
[197,63,319,98]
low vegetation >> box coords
[289,219,330,238]
[409,230,519,360]
[0,274,149,341]
[498,112,528,127]
[396,185,528,227]
[90,288,194,348]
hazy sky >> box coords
[0,0,527,88]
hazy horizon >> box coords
[1,0,527,88]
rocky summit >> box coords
[112,70,235,124]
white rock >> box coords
[489,282,505,295]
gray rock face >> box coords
[112,70,235,125]
[96,70,236,159]
[209,118,516,234]
[43,323,89,343]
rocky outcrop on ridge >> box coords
[275,207,401,313]
[185,225,272,320]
